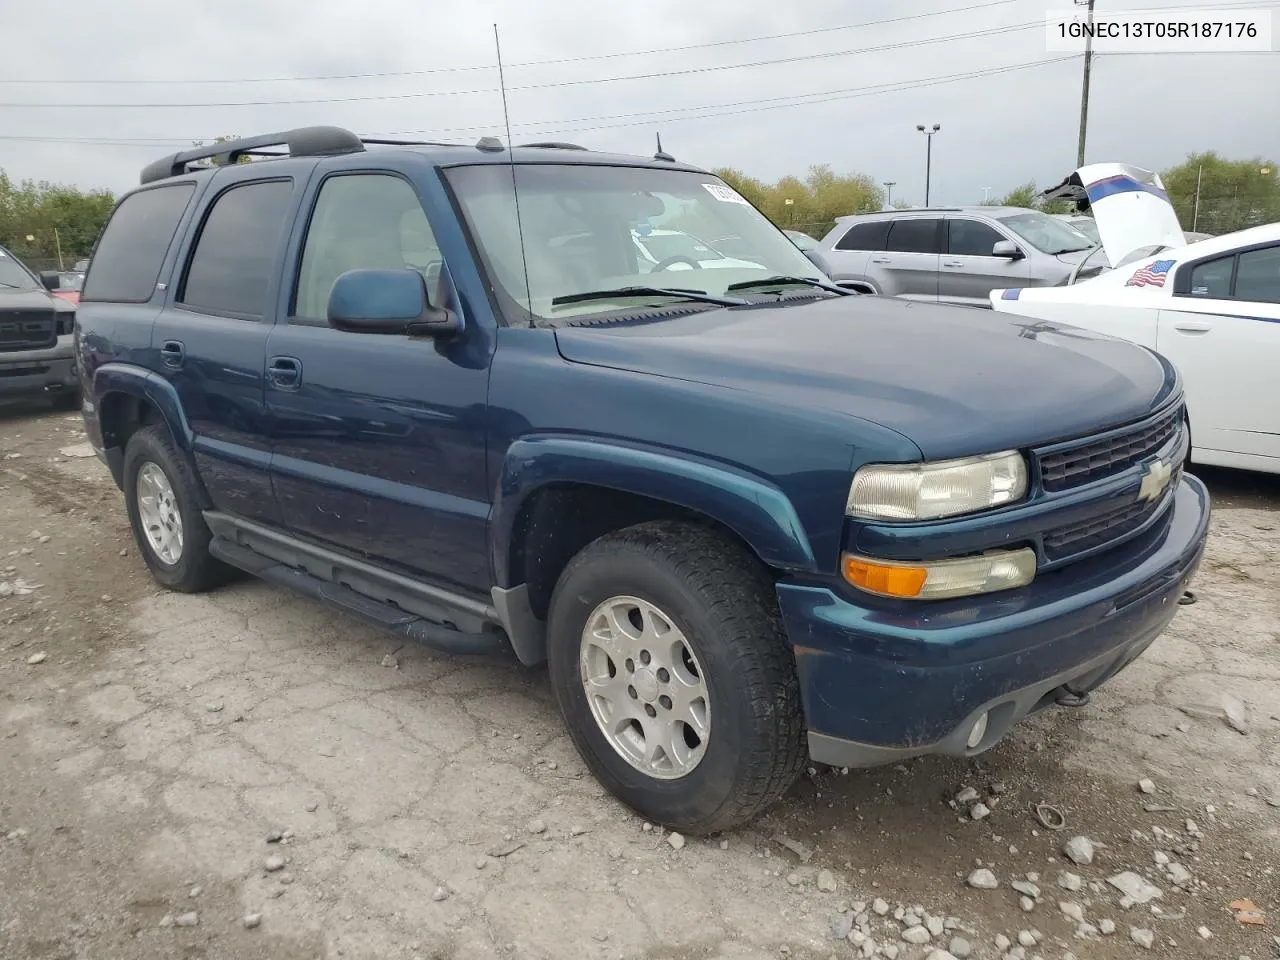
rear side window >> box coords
[179,179,293,319]
[885,219,941,254]
[835,220,889,251]
[1187,255,1233,298]
[81,183,195,303]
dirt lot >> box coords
[2,400,1278,960]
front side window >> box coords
[884,219,941,254]
[294,174,441,321]
[0,247,40,291]
[947,219,1006,257]
[81,183,195,303]
[179,179,293,318]
[995,211,1094,255]
[444,163,824,322]
[1233,246,1280,304]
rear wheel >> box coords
[546,521,806,834]
[123,425,230,593]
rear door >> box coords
[1159,243,1280,462]
[878,218,941,301]
[941,217,1030,306]
[151,164,313,527]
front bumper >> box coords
[0,335,78,399]
[778,474,1210,768]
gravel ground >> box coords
[1,400,1278,960]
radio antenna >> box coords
[494,23,535,328]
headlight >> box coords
[847,451,1027,521]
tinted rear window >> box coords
[835,220,889,251]
[81,183,196,303]
[885,219,941,254]
[179,179,293,318]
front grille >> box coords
[0,310,57,352]
[1038,405,1181,492]
[1042,468,1180,560]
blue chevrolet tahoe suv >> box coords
[76,127,1210,834]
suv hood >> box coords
[554,297,1176,462]
[1042,163,1186,268]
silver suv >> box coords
[809,207,1101,307]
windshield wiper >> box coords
[550,286,745,308]
[0,281,23,289]
[726,275,855,296]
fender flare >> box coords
[490,435,818,588]
[91,363,202,494]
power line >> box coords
[0,57,1080,148]
[0,0,1019,86]
[0,21,1058,108]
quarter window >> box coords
[81,183,195,303]
[1188,255,1233,299]
[884,219,941,254]
[294,174,440,322]
[179,179,293,319]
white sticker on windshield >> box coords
[702,182,750,205]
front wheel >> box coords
[546,521,806,835]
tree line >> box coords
[2,150,1276,270]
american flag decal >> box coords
[1125,259,1176,288]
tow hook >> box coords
[1054,686,1091,708]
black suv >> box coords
[0,243,79,407]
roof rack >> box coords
[517,141,588,151]
[140,125,368,184]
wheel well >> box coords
[99,392,163,454]
[509,483,770,620]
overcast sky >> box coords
[2,0,1277,206]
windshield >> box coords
[1067,218,1101,244]
[445,163,826,321]
[0,248,39,290]
[997,211,1096,255]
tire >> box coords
[122,424,230,593]
[546,521,806,835]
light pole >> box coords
[982,186,992,203]
[916,124,940,206]
[883,181,896,208]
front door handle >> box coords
[941,261,964,268]
[160,340,185,368]
[870,256,891,264]
[267,356,302,390]
[1173,321,1212,334]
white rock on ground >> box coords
[1130,927,1156,949]
[1062,836,1096,865]
[1057,871,1083,891]
[1107,871,1163,904]
[902,926,932,945]
[966,868,998,889]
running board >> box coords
[205,515,510,659]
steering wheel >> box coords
[649,255,701,272]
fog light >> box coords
[966,712,989,749]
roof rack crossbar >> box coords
[140,125,366,184]
[517,141,588,151]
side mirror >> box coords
[40,271,61,291]
[327,268,460,336]
[992,240,1024,260]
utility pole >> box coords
[1076,0,1096,167]
[883,181,896,207]
[1192,164,1203,232]
[916,124,940,206]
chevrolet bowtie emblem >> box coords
[1137,458,1173,503]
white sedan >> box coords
[991,222,1280,474]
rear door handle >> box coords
[267,355,302,390]
[942,261,964,268]
[1173,321,1212,334]
[160,340,185,368]
[870,256,891,264]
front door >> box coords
[265,171,494,594]
[941,218,1031,306]
[152,170,305,527]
